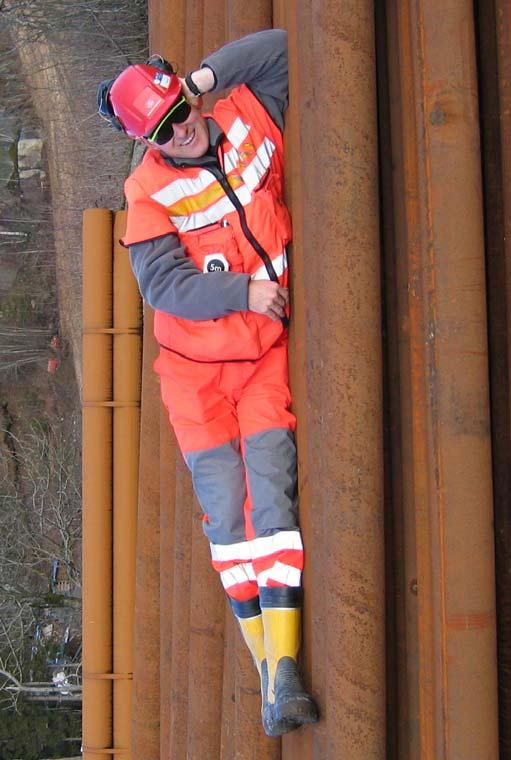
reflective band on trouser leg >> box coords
[185,438,258,601]
[211,530,303,592]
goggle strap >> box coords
[150,96,187,142]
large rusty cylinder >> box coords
[160,407,177,760]
[167,455,194,759]
[148,0,186,64]
[476,1,511,756]
[384,1,499,758]
[203,0,226,54]
[220,610,237,760]
[82,209,114,758]
[187,506,225,758]
[131,308,161,760]
[282,3,386,759]
[184,0,205,71]
[233,624,281,760]
[273,6,314,760]
[226,0,272,39]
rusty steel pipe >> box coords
[82,209,114,760]
[282,3,386,759]
[226,0,272,39]
[186,507,225,758]
[220,610,237,760]
[130,307,161,760]
[159,409,177,760]
[145,8,185,759]
[385,2,499,757]
[273,3,315,759]
[167,455,193,758]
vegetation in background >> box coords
[0,1,148,755]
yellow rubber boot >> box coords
[230,596,299,737]
[236,613,265,676]
[262,607,301,703]
[260,591,318,730]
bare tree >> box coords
[0,417,81,589]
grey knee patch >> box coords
[243,428,299,536]
[185,438,247,545]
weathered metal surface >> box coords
[187,503,225,757]
[159,409,177,760]
[130,306,161,760]
[226,0,272,38]
[283,3,386,758]
[276,5,316,760]
[167,455,193,758]
[384,1,499,757]
[82,209,113,760]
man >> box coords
[98,28,318,736]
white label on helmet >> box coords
[203,253,230,273]
[154,72,171,89]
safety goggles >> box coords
[146,95,192,145]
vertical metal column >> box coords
[283,3,385,759]
[385,2,499,757]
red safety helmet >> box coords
[101,59,183,138]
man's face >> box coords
[144,105,210,159]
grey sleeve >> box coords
[201,29,288,130]
[129,234,251,320]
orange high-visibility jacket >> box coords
[123,84,292,363]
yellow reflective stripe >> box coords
[171,184,252,232]
[165,173,244,217]
[150,170,216,206]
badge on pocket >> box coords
[203,253,230,273]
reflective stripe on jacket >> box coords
[123,84,292,362]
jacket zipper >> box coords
[206,165,289,329]
[206,165,279,282]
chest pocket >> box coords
[183,222,244,273]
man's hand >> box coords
[179,68,215,106]
[248,280,288,321]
